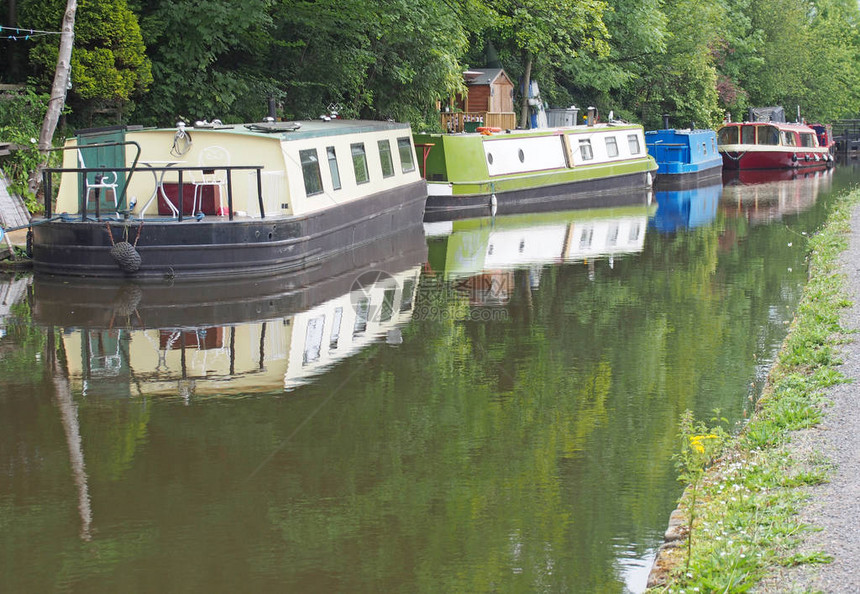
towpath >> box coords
[756,203,860,593]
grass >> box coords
[649,186,860,593]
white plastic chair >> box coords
[77,148,120,215]
[192,146,230,216]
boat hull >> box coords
[424,169,654,222]
[720,148,832,170]
[32,180,427,280]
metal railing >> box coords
[43,159,266,222]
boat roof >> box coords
[415,122,643,139]
[645,128,716,137]
[77,119,412,142]
[720,121,816,131]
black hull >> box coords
[32,181,427,280]
[653,166,723,191]
[423,170,654,222]
[31,226,428,329]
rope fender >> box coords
[105,221,144,273]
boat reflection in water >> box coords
[649,180,722,234]
[423,189,654,305]
[720,165,834,224]
[31,228,427,399]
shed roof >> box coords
[464,68,509,86]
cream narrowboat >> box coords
[31,119,427,279]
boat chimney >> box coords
[267,97,277,121]
[662,114,670,129]
[587,106,597,127]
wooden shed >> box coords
[442,68,517,132]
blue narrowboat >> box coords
[645,128,723,189]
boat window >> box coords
[579,139,594,160]
[718,126,739,145]
[300,149,324,196]
[351,143,370,184]
[702,142,707,155]
[518,148,525,163]
[627,134,641,154]
[397,137,415,172]
[782,132,797,146]
[800,133,817,148]
[742,125,756,144]
[378,139,395,178]
[757,125,779,145]
[605,136,619,157]
[326,146,341,190]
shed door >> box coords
[77,129,128,212]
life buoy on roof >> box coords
[477,126,502,135]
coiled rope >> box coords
[170,123,193,158]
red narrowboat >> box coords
[717,121,834,170]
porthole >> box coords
[487,153,494,165]
[518,149,525,163]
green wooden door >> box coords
[77,129,128,212]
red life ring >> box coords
[476,126,502,134]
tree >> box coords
[134,0,274,125]
[555,0,669,121]
[489,0,611,128]
[27,0,75,196]
[264,0,486,126]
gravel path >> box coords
[755,203,860,593]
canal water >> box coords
[2,161,859,593]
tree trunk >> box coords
[28,0,77,197]
[519,54,533,130]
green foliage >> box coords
[2,0,859,131]
[20,0,152,125]
[134,0,274,124]
[0,90,58,212]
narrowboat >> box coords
[810,123,837,154]
[413,121,657,221]
[30,227,427,396]
[717,121,834,170]
[30,119,427,279]
[644,128,723,189]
